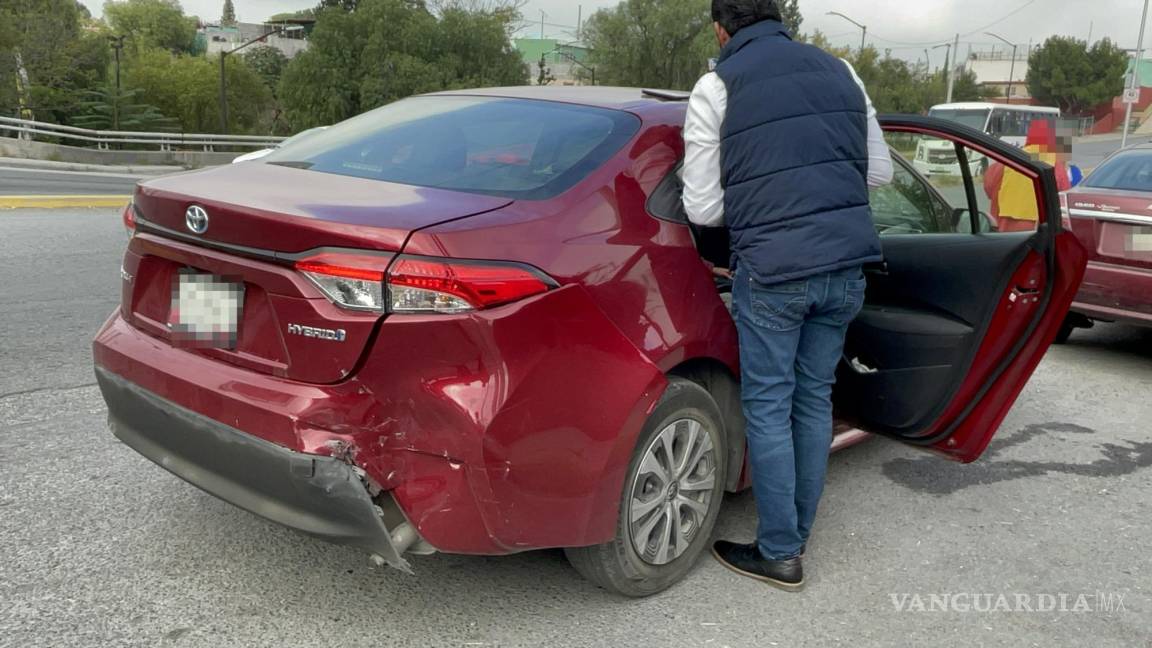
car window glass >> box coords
[648,164,689,223]
[869,158,956,234]
[892,131,1039,234]
[262,96,641,201]
[1083,152,1152,192]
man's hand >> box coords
[704,260,733,280]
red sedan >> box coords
[93,87,1086,597]
[1059,144,1152,341]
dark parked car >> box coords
[1059,144,1152,341]
[94,87,1086,597]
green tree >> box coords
[244,44,288,93]
[315,0,359,12]
[583,0,714,90]
[279,0,527,130]
[778,0,802,34]
[125,47,272,133]
[0,0,110,122]
[1027,36,1127,114]
[104,0,198,54]
[269,9,316,21]
[221,0,237,25]
[537,55,556,86]
[71,84,179,131]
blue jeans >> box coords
[731,266,866,560]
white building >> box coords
[967,48,1031,101]
[199,21,311,59]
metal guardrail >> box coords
[0,116,285,152]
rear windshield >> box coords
[928,109,990,132]
[263,96,641,200]
[1084,151,1152,192]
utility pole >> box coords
[577,5,583,41]
[946,34,960,104]
[108,35,126,131]
[219,53,229,135]
[540,10,546,41]
[933,42,953,102]
[1123,0,1151,148]
[986,32,1017,104]
[219,26,303,134]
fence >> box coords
[0,116,284,153]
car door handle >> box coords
[1009,284,1042,304]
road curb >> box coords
[0,195,130,209]
[0,157,186,176]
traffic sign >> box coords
[1124,87,1142,104]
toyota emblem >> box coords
[185,205,209,235]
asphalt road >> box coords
[1072,136,1152,171]
[0,166,141,196]
[2,209,1150,648]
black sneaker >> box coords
[711,541,804,591]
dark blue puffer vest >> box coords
[714,20,882,284]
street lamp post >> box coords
[219,26,302,134]
[1123,0,1151,148]
[933,42,953,102]
[108,35,126,131]
[985,32,1019,105]
[549,48,596,86]
[826,11,867,52]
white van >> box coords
[913,103,1062,176]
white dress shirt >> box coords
[682,60,895,228]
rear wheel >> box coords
[565,377,726,597]
[1053,319,1075,345]
[1053,313,1093,345]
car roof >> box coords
[424,86,690,114]
[930,102,1061,114]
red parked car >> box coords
[1059,144,1152,341]
[93,87,1086,597]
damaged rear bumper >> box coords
[95,366,420,571]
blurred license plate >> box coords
[170,271,244,348]
[1130,226,1152,252]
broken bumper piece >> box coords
[95,367,419,572]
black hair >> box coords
[711,0,783,36]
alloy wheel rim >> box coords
[627,417,717,566]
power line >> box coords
[862,0,1036,47]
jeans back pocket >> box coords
[750,279,809,332]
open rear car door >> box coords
[834,116,1088,462]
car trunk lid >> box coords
[1065,187,1152,314]
[134,163,512,253]
[124,164,512,384]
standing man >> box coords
[682,0,893,591]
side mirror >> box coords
[1068,164,1084,188]
[953,208,995,233]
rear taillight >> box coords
[295,252,392,312]
[387,256,554,314]
[294,253,554,314]
[122,202,136,239]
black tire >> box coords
[1053,318,1076,345]
[565,377,727,597]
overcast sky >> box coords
[78,0,1149,63]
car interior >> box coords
[648,141,1045,440]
